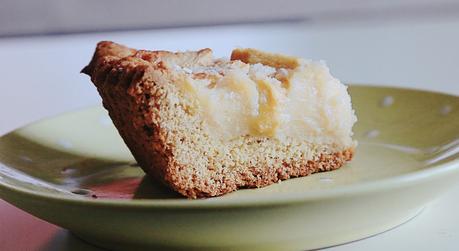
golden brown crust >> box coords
[82,41,354,199]
[231,48,300,69]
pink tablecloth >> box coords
[0,200,103,251]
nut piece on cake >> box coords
[82,41,357,198]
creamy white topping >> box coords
[174,55,357,148]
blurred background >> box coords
[2,0,459,36]
[1,1,459,250]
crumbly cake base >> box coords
[83,41,355,198]
[170,149,353,198]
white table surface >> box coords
[0,17,458,251]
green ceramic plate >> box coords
[0,85,458,251]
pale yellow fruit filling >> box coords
[173,49,357,149]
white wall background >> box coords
[1,0,459,36]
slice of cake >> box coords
[82,41,357,198]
